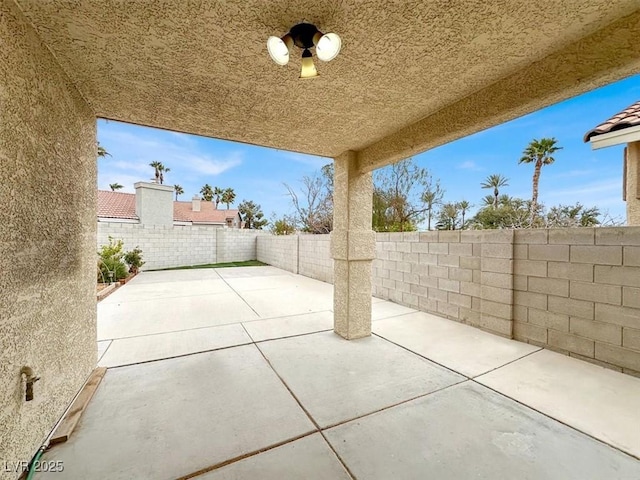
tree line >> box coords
[276,137,619,234]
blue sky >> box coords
[98,73,640,222]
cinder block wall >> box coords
[216,229,261,263]
[373,230,514,337]
[513,228,640,376]
[257,228,640,375]
[256,235,299,272]
[98,223,218,270]
[298,235,333,283]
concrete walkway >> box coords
[37,267,640,479]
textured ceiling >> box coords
[14,0,640,165]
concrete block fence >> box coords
[511,228,640,377]
[98,223,640,375]
[256,228,640,377]
[97,223,263,270]
[373,230,516,339]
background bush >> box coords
[98,237,128,282]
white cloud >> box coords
[98,173,141,193]
[184,154,242,176]
[457,160,483,171]
[545,179,620,198]
[541,178,624,217]
[98,122,244,188]
[109,160,150,174]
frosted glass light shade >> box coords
[267,36,291,65]
[316,33,341,62]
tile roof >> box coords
[97,190,137,219]
[173,201,240,223]
[584,100,640,142]
[97,190,239,223]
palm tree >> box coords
[238,199,268,229]
[200,184,214,202]
[149,161,170,184]
[481,194,495,207]
[97,143,110,158]
[519,137,562,223]
[109,183,123,191]
[174,184,184,201]
[221,188,236,209]
[213,186,224,209]
[481,174,509,209]
[436,202,460,230]
[457,200,472,228]
[421,182,444,230]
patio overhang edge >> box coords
[355,10,640,173]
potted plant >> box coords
[124,246,145,276]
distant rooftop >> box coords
[97,190,137,220]
[584,100,640,142]
[98,190,239,223]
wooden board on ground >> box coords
[50,367,107,445]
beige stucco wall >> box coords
[626,142,640,226]
[0,1,96,476]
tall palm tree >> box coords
[519,137,562,223]
[221,188,236,209]
[213,186,224,209]
[421,182,444,230]
[200,184,214,202]
[149,161,170,184]
[481,174,509,209]
[457,200,472,227]
[98,143,110,158]
[109,183,123,191]
[174,184,184,201]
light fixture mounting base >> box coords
[290,23,320,49]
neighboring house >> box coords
[98,182,242,228]
[585,101,640,226]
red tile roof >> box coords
[97,190,137,220]
[173,201,240,223]
[584,100,640,142]
[97,190,240,223]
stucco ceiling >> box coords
[15,1,640,168]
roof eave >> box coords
[589,124,640,150]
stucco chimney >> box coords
[134,182,174,226]
[192,195,201,212]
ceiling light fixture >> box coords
[267,22,341,78]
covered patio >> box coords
[3,0,640,477]
[34,266,640,479]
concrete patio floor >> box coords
[37,266,640,479]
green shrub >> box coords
[98,237,128,283]
[124,246,145,274]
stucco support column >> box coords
[331,151,375,339]
[625,142,640,226]
[1,0,96,467]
